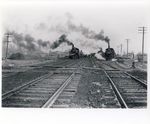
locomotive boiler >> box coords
[104,47,116,61]
[69,45,80,59]
[98,38,116,61]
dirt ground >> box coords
[2,59,54,68]
[117,59,147,82]
[119,59,147,71]
[70,69,120,108]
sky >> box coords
[1,0,149,54]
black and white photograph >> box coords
[0,0,149,123]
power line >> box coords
[120,44,122,55]
[4,32,12,60]
[138,26,147,63]
[117,45,119,55]
[125,39,130,56]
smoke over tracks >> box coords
[3,12,110,57]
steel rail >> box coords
[101,62,118,70]
[90,57,97,68]
[102,62,147,86]
[42,73,75,108]
[82,67,120,71]
[104,70,128,108]
[82,67,103,70]
[124,72,147,89]
[64,58,85,68]
[2,73,53,100]
[2,59,81,99]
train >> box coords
[68,45,116,60]
[103,47,116,60]
[69,45,80,59]
[68,37,116,60]
[98,39,116,61]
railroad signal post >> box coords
[138,26,147,63]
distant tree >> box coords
[8,52,25,60]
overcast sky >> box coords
[1,0,149,54]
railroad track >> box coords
[87,69,122,108]
[2,69,81,108]
[93,59,116,70]
[2,58,86,93]
[2,58,91,108]
[91,58,147,108]
[104,69,147,108]
[83,66,147,108]
[2,57,85,107]
[3,57,147,108]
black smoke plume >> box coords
[37,39,50,47]
[51,34,74,49]
[24,34,36,51]
[35,13,110,45]
[67,20,109,43]
[7,31,50,52]
[10,31,36,51]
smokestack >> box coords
[108,41,110,48]
[105,36,110,48]
[71,43,74,48]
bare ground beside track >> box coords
[70,69,121,108]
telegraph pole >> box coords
[5,32,12,60]
[117,46,119,55]
[126,39,130,57]
[138,26,147,63]
[120,44,122,56]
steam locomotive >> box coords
[69,45,80,59]
[104,48,116,60]
[98,39,116,61]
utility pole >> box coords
[4,32,12,60]
[117,46,119,55]
[126,39,130,57]
[138,26,147,63]
[120,44,122,56]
